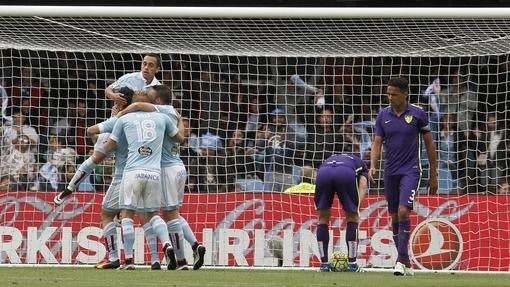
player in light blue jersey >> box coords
[53,87,135,270]
[103,90,184,270]
[105,54,161,107]
[105,53,166,269]
[118,85,206,270]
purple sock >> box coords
[392,222,399,249]
[316,224,329,263]
[346,222,358,263]
[397,219,411,267]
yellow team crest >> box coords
[404,114,413,124]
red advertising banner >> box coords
[0,192,508,271]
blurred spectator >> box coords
[35,146,77,191]
[437,113,465,194]
[93,157,115,192]
[422,77,441,141]
[440,69,477,136]
[10,66,43,112]
[188,132,232,193]
[245,96,264,140]
[1,82,10,122]
[1,109,39,154]
[290,74,324,108]
[339,115,361,155]
[73,99,92,158]
[495,177,509,195]
[0,175,11,192]
[49,102,76,137]
[324,84,353,125]
[484,113,508,192]
[466,113,508,193]
[254,108,305,192]
[306,107,345,168]
[34,134,77,191]
[0,134,37,191]
[225,129,257,180]
[195,68,227,136]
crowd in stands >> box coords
[0,52,509,195]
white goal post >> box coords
[0,6,508,272]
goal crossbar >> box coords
[1,6,510,18]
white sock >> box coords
[121,218,135,259]
[143,222,160,263]
[167,218,185,260]
[103,221,118,261]
[179,216,198,246]
[67,158,97,190]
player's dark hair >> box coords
[152,85,173,105]
[144,53,161,68]
[115,87,135,105]
[388,77,409,93]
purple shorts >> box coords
[314,164,359,213]
[383,173,420,214]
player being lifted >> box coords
[117,84,206,270]
[54,54,163,268]
[101,90,181,270]
[315,154,368,272]
[54,54,200,269]
[53,86,134,269]
[55,85,206,270]
[369,77,438,276]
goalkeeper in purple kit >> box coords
[315,154,368,272]
[369,77,438,276]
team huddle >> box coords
[52,54,437,275]
[53,54,206,270]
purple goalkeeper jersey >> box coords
[375,103,430,176]
[320,154,368,179]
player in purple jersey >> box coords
[315,154,368,272]
[369,77,438,276]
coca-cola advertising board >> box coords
[0,192,508,271]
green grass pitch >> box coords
[0,268,509,287]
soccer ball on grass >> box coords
[330,251,348,272]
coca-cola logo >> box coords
[410,218,463,270]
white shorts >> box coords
[161,164,187,211]
[94,133,112,157]
[119,170,162,212]
[101,177,121,212]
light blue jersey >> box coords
[154,105,183,167]
[110,111,178,173]
[110,71,160,92]
[97,117,128,180]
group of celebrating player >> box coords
[53,54,206,271]
[52,53,438,276]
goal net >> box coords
[0,7,508,271]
